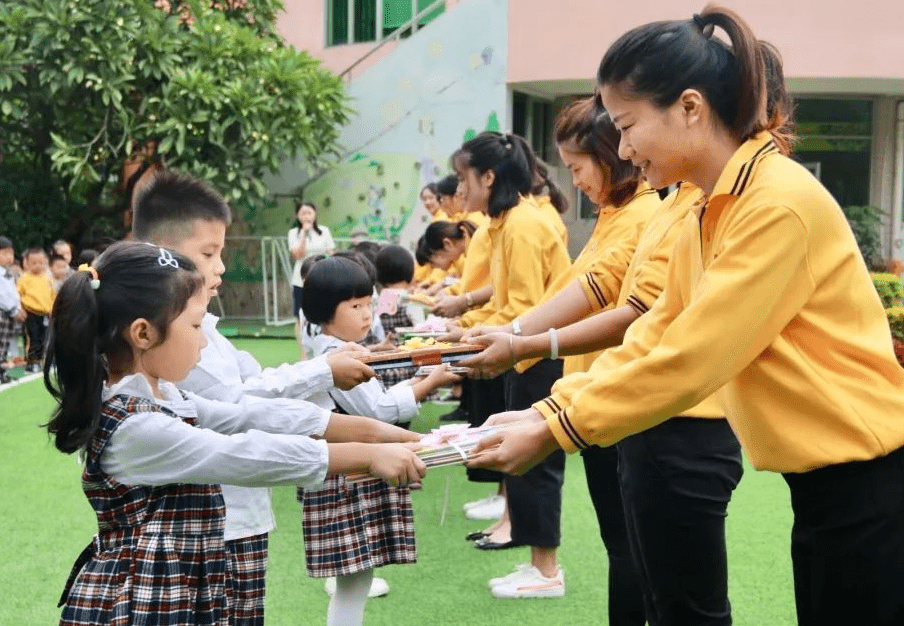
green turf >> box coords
[2,339,797,625]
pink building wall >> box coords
[278,0,464,77]
[508,0,904,88]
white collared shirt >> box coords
[174,314,334,540]
[100,374,329,497]
[308,333,418,424]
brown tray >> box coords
[359,344,481,371]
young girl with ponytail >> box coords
[45,241,425,626]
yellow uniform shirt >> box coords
[464,196,571,330]
[447,224,492,298]
[533,195,568,248]
[516,184,659,375]
[548,183,724,418]
[17,272,55,315]
[536,132,904,472]
[431,209,451,222]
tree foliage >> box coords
[0,0,351,248]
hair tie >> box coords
[77,263,100,290]
[157,247,179,269]
[692,13,714,38]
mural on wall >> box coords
[266,0,509,252]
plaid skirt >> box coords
[60,526,227,626]
[0,313,15,362]
[224,534,268,626]
[300,474,416,577]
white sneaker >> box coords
[488,563,532,588]
[490,565,565,598]
[463,493,501,512]
[323,576,390,598]
[465,495,505,520]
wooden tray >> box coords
[359,344,481,371]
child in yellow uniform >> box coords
[17,247,54,372]
[469,7,904,626]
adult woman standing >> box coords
[469,6,904,625]
[450,131,572,598]
[289,201,335,343]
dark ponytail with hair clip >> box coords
[44,241,204,454]
[454,131,535,218]
[597,4,767,143]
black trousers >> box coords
[503,358,565,548]
[464,376,506,484]
[24,311,48,363]
[783,445,904,626]
[618,418,742,626]
[582,445,646,626]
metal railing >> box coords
[339,0,445,82]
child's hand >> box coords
[369,443,427,486]
[367,333,396,352]
[326,350,376,390]
[424,362,464,388]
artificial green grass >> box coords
[2,338,797,625]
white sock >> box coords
[326,569,374,626]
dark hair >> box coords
[435,174,459,198]
[417,220,477,264]
[44,241,204,454]
[454,131,535,218]
[351,240,383,268]
[420,182,439,199]
[299,253,327,284]
[555,97,642,207]
[531,158,569,214]
[0,236,12,250]
[22,247,46,261]
[301,256,373,325]
[759,40,795,156]
[375,244,415,286]
[49,254,68,266]
[597,5,767,143]
[76,249,99,267]
[332,249,377,285]
[132,170,232,244]
[294,200,323,236]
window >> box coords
[511,91,553,163]
[793,98,873,208]
[327,0,445,47]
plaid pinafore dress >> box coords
[59,394,228,626]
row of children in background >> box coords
[46,170,463,626]
[0,236,99,381]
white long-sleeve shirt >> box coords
[309,333,419,424]
[101,374,329,490]
[175,314,334,540]
[0,267,20,317]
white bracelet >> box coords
[548,327,559,360]
[464,291,474,307]
[511,317,522,336]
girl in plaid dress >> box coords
[299,256,460,626]
[44,242,426,626]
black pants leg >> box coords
[25,312,47,363]
[783,446,904,626]
[503,359,565,547]
[618,418,742,626]
[464,376,506,484]
[582,445,646,626]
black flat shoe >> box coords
[465,531,489,541]
[474,538,522,550]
